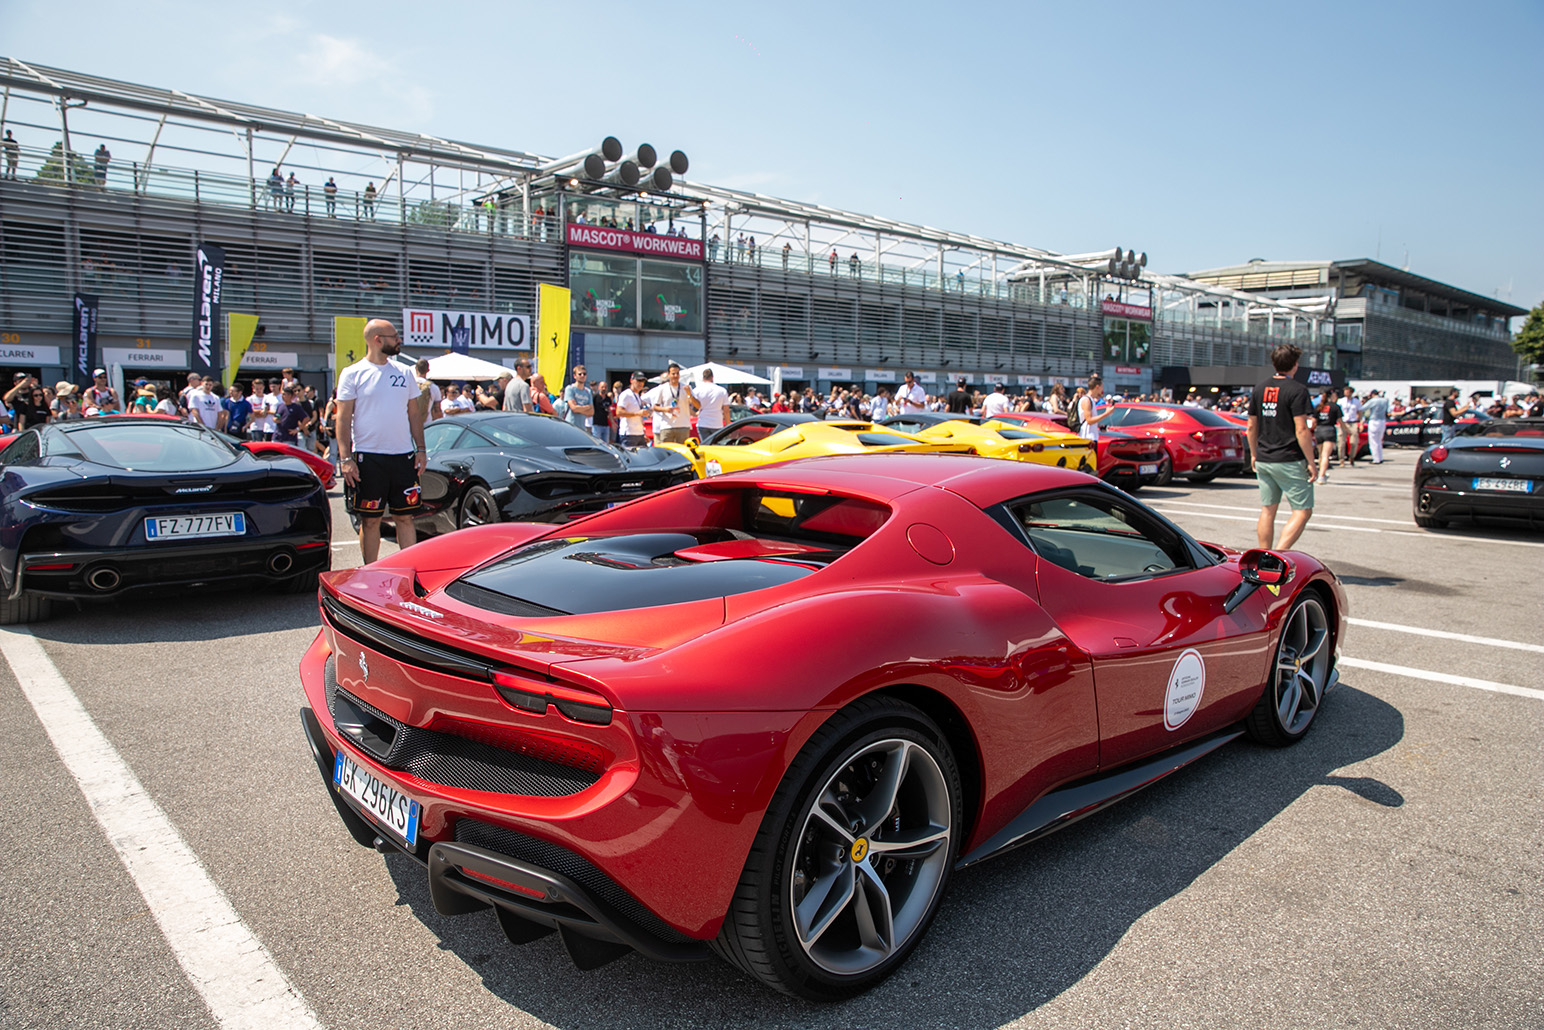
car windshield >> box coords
[58,422,241,472]
[470,416,601,449]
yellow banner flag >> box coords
[224,313,260,389]
[333,316,367,382]
[536,283,571,395]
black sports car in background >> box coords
[1412,418,1544,529]
[411,412,696,534]
[0,417,331,623]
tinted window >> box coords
[1,431,41,466]
[855,432,924,447]
[1184,407,1241,428]
[424,422,466,455]
[1111,407,1167,427]
[61,423,240,472]
[1008,493,1191,580]
[471,416,596,448]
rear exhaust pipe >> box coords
[267,551,294,575]
[86,567,121,592]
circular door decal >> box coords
[1164,648,1206,730]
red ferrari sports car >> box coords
[299,453,1345,999]
[991,412,1168,489]
[1101,403,1248,483]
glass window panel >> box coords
[640,260,703,333]
[570,252,638,330]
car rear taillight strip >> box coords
[492,672,613,726]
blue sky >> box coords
[3,0,1539,315]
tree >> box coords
[1512,303,1544,371]
[35,141,94,185]
[407,200,461,229]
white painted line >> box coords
[0,628,323,1030]
[1340,656,1544,701]
[330,540,360,550]
[1156,500,1414,526]
[1347,618,1544,654]
[1152,506,1544,549]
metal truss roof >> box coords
[0,57,547,175]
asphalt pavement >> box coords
[0,451,1539,1030]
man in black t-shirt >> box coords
[1439,390,1465,445]
[1247,345,1317,550]
[945,378,972,414]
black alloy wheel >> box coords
[457,484,501,529]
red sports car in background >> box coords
[238,437,336,489]
[1101,403,1248,483]
[991,412,1169,490]
[300,453,1345,999]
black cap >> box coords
[631,370,647,381]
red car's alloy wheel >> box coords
[1247,595,1331,745]
[716,698,961,999]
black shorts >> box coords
[347,452,422,518]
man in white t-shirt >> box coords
[614,371,649,448]
[981,382,1012,419]
[896,372,927,413]
[690,367,730,437]
[414,358,442,423]
[187,378,227,430]
[645,362,695,444]
[1076,374,1113,444]
[336,319,427,564]
[247,378,276,440]
[442,384,475,415]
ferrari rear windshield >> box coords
[450,488,892,616]
[57,422,240,472]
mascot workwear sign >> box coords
[190,243,225,382]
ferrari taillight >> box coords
[1018,442,1045,453]
[492,671,614,726]
[1429,446,1448,463]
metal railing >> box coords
[0,142,540,241]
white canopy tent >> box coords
[410,352,514,381]
[649,361,771,386]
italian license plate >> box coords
[1473,477,1530,493]
[1223,448,1238,457]
[333,748,419,847]
[143,512,246,540]
[1139,463,1159,475]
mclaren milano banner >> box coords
[72,292,100,383]
[191,242,225,381]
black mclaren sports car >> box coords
[409,412,696,534]
[1412,418,1544,529]
[0,417,331,623]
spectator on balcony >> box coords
[3,130,18,179]
[267,167,284,209]
[324,177,338,216]
[93,144,111,185]
[829,249,837,273]
[782,242,791,270]
[708,234,720,262]
[285,172,299,212]
[363,182,377,219]
[849,253,860,277]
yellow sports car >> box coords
[880,413,1095,471]
[660,413,973,478]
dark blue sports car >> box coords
[0,417,331,623]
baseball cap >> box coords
[631,370,647,381]
[93,367,106,377]
[134,378,148,385]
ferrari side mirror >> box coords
[1225,549,1295,615]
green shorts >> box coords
[1256,460,1314,510]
